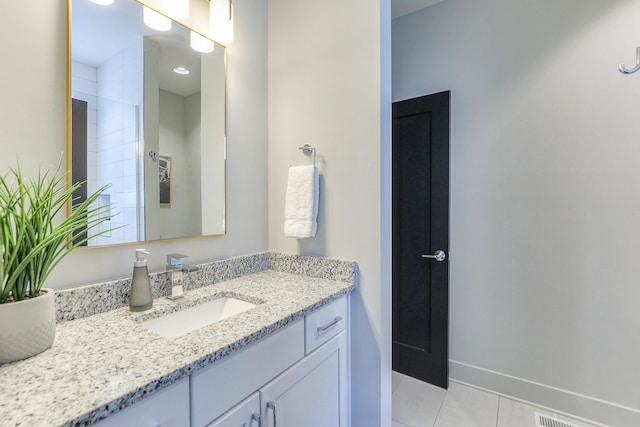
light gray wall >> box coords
[0,0,67,182]
[185,91,203,236]
[158,89,195,239]
[393,0,640,425]
[0,0,268,289]
[200,48,226,236]
[267,0,392,425]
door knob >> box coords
[421,250,446,262]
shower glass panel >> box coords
[72,70,144,246]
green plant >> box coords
[0,160,114,304]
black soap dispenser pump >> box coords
[130,249,153,312]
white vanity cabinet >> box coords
[195,295,349,427]
[94,295,349,427]
[260,331,348,427]
[94,377,190,427]
[191,320,306,426]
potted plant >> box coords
[0,160,113,364]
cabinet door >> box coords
[260,331,347,427]
[207,392,260,427]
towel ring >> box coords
[298,144,316,166]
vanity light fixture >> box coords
[209,0,234,44]
[173,66,190,75]
[190,31,215,53]
[143,6,172,32]
[161,0,189,20]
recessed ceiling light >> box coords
[173,67,190,75]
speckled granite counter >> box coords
[0,253,357,427]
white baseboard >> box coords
[450,360,640,427]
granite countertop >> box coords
[0,262,356,427]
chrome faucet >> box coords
[166,253,196,300]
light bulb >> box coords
[143,6,172,32]
[161,0,189,20]
[190,31,215,53]
[209,0,234,44]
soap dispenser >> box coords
[130,249,153,312]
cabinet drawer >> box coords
[305,295,347,354]
[191,320,304,427]
[95,378,189,427]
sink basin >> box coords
[141,297,256,339]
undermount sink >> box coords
[141,297,257,339]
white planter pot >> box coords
[0,288,56,364]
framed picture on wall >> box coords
[159,155,172,206]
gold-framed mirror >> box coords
[69,0,226,247]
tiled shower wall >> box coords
[71,41,144,245]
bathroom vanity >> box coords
[98,296,348,427]
[0,252,356,427]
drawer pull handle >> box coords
[317,316,343,333]
[267,401,277,427]
[250,412,260,426]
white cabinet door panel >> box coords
[261,331,347,427]
[206,392,260,427]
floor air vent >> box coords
[535,412,583,427]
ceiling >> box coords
[391,0,445,19]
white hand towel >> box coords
[284,165,319,238]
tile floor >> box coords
[392,371,602,427]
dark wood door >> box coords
[392,91,450,388]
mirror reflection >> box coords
[70,0,226,246]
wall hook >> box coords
[619,47,640,74]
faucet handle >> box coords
[166,253,189,269]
